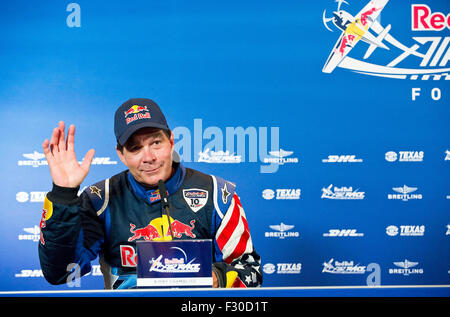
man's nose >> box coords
[142,146,157,162]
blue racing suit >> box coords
[38,162,262,289]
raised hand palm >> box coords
[42,122,95,188]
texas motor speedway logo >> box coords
[322,0,450,81]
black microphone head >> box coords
[157,179,169,207]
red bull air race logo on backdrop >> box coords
[322,0,450,100]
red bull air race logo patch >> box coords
[322,0,450,81]
[123,104,151,125]
[183,189,208,213]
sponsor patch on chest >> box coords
[183,188,208,213]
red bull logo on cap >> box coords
[123,104,151,125]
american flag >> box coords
[215,194,254,287]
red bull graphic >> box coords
[359,7,380,27]
[39,196,53,245]
[322,0,450,80]
[127,218,196,242]
[122,218,197,268]
[149,189,161,203]
[123,104,151,125]
[412,4,450,31]
[169,220,196,238]
[124,105,148,116]
[128,223,161,241]
[120,245,137,267]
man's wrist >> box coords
[212,262,228,288]
[47,183,80,205]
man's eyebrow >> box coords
[145,131,164,139]
[126,131,164,147]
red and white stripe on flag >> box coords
[215,194,253,264]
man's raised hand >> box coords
[42,121,95,188]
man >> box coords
[39,98,262,289]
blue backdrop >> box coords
[0,0,449,291]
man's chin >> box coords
[139,172,168,187]
[140,177,159,187]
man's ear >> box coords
[169,131,175,148]
[116,147,127,167]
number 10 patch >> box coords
[183,189,208,213]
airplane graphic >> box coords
[320,0,450,79]
[322,0,391,73]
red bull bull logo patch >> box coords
[127,217,197,243]
[128,223,161,241]
[123,104,151,125]
[122,217,198,267]
[170,220,196,238]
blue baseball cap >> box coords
[114,98,170,146]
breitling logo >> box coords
[389,259,423,276]
[387,185,422,201]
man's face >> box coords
[116,128,175,186]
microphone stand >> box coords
[158,180,174,239]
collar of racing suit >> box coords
[126,161,186,204]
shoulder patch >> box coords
[86,178,110,216]
[211,175,236,219]
[183,188,208,213]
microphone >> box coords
[158,180,174,239]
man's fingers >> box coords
[42,139,50,154]
[66,124,75,152]
[49,127,60,154]
[57,121,66,151]
[42,138,56,167]
[42,139,52,159]
[44,122,92,188]
[80,149,95,172]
